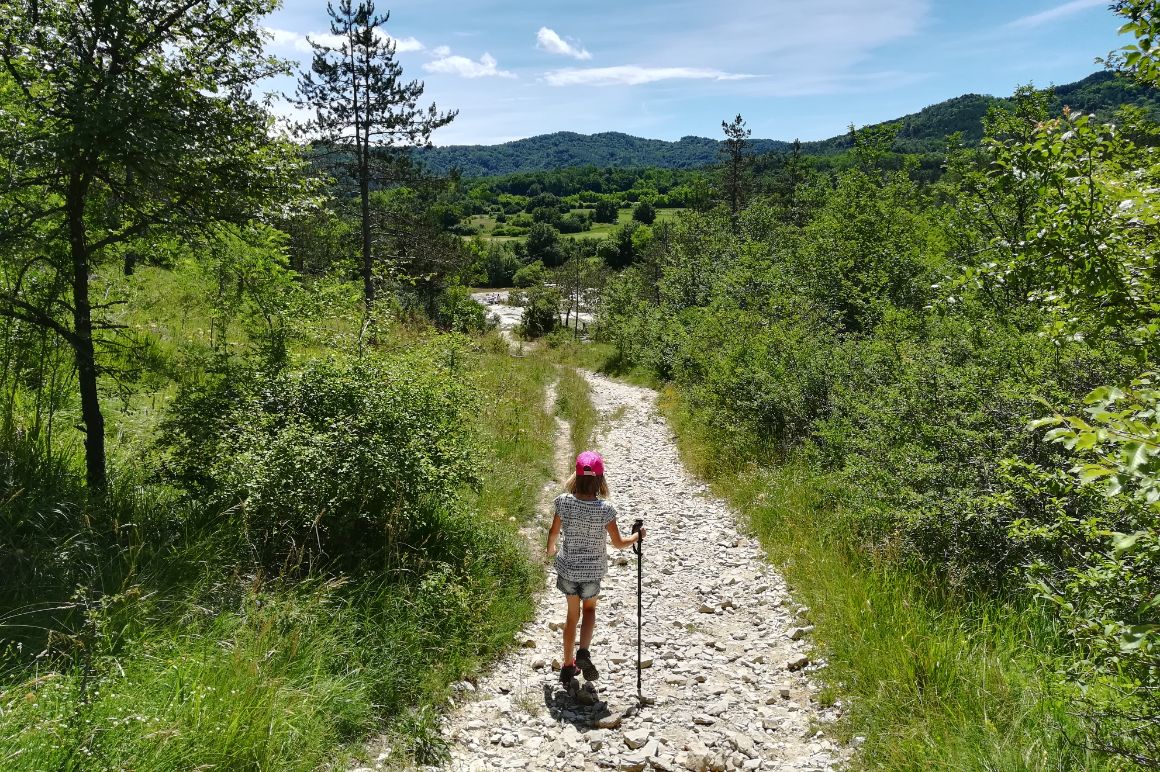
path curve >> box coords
[437,370,845,771]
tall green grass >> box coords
[659,387,1114,771]
[471,337,557,523]
[554,365,598,457]
[2,320,557,767]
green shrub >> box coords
[512,260,547,288]
[593,199,618,223]
[434,284,488,333]
[160,347,478,570]
[632,200,656,225]
[521,285,561,338]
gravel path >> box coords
[436,371,845,772]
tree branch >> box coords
[0,292,78,346]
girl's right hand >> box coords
[637,527,647,542]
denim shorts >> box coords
[556,574,601,600]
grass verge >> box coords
[658,386,1113,771]
[1,330,556,770]
[554,365,598,457]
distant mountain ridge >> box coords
[415,72,1160,177]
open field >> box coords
[464,207,687,243]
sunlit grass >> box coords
[554,365,597,457]
[658,386,1113,771]
[1,269,558,768]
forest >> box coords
[414,70,1160,175]
[1,0,1159,769]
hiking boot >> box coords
[576,648,599,681]
[559,663,580,685]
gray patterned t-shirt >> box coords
[554,493,618,582]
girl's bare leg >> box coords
[579,596,598,650]
[563,594,581,664]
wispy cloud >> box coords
[424,51,516,79]
[544,65,752,87]
[536,27,592,60]
[264,27,424,55]
[1006,0,1107,29]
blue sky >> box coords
[261,0,1128,146]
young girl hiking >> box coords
[546,450,646,685]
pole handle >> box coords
[631,518,643,554]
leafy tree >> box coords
[294,0,456,307]
[369,187,470,319]
[719,114,751,226]
[799,167,933,333]
[555,256,604,334]
[521,285,561,338]
[598,221,645,269]
[525,222,565,267]
[593,199,619,223]
[632,200,657,225]
[512,260,547,289]
[480,241,521,287]
[0,0,299,490]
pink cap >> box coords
[576,451,604,476]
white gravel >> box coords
[424,371,847,771]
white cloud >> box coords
[389,35,425,53]
[1006,0,1106,29]
[264,27,314,53]
[544,65,751,87]
[308,32,348,49]
[264,26,424,55]
[536,27,592,60]
[424,52,516,79]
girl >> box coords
[546,450,646,684]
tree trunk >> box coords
[359,139,374,307]
[68,173,107,492]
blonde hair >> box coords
[564,471,609,498]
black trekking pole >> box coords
[631,518,644,705]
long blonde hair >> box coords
[564,472,609,498]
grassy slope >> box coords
[0,267,557,769]
[545,336,1111,770]
[657,388,1112,771]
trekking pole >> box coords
[631,518,644,704]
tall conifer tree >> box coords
[295,1,456,307]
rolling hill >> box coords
[414,72,1160,176]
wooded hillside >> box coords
[415,71,1160,175]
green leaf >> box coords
[1123,441,1149,471]
[1077,464,1113,484]
[1111,530,1146,553]
[1120,625,1158,651]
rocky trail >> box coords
[431,358,846,771]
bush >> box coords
[482,243,521,287]
[512,260,547,288]
[521,285,561,338]
[632,200,657,225]
[434,284,488,333]
[160,348,478,570]
[557,212,592,234]
[490,225,527,237]
[593,199,618,223]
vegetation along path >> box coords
[434,366,846,771]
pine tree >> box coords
[720,114,751,228]
[295,0,456,307]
